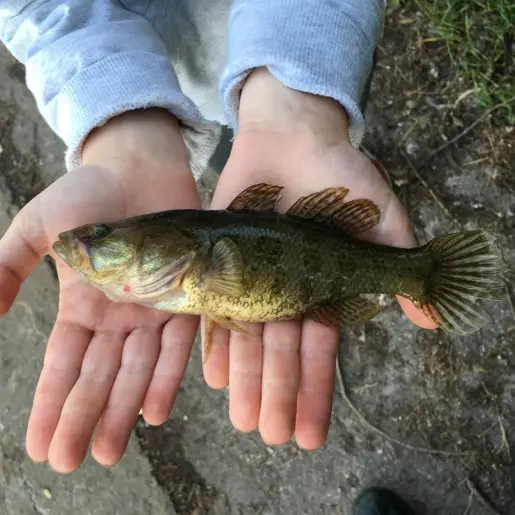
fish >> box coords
[53,183,508,362]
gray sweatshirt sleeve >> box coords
[220,0,384,147]
[0,0,203,170]
[0,0,384,172]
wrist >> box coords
[80,108,200,211]
[81,108,191,177]
[237,67,350,146]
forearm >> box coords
[80,108,200,213]
[82,109,189,170]
[221,0,384,147]
[0,0,202,170]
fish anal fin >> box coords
[305,304,341,327]
[286,187,380,234]
[227,183,284,212]
[306,296,382,327]
[203,237,245,297]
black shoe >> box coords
[352,487,415,515]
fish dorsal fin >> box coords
[227,183,284,212]
[333,198,381,233]
[286,187,380,234]
[287,187,349,218]
[203,237,244,296]
[306,296,382,327]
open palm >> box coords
[0,164,201,472]
[202,127,438,449]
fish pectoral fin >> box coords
[227,183,284,212]
[286,187,380,234]
[203,237,245,297]
[306,296,382,327]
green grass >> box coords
[414,0,515,122]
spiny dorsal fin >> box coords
[227,183,284,212]
[286,187,380,233]
[306,296,382,327]
[203,237,244,296]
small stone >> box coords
[406,142,420,156]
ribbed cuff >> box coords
[220,0,383,148]
[38,51,204,170]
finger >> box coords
[258,320,301,445]
[201,316,230,389]
[92,326,162,465]
[141,314,198,425]
[294,320,339,450]
[228,323,263,433]
[397,295,438,329]
[0,209,46,316]
[25,320,92,463]
[47,329,126,473]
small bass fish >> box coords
[53,184,507,361]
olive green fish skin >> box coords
[53,182,507,336]
[134,209,433,322]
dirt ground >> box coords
[0,3,514,515]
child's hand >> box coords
[0,109,202,472]
[204,69,437,449]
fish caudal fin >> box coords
[420,230,507,335]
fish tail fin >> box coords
[419,230,507,335]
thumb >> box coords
[0,197,48,317]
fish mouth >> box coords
[52,233,88,269]
[52,235,72,263]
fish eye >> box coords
[89,224,110,240]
